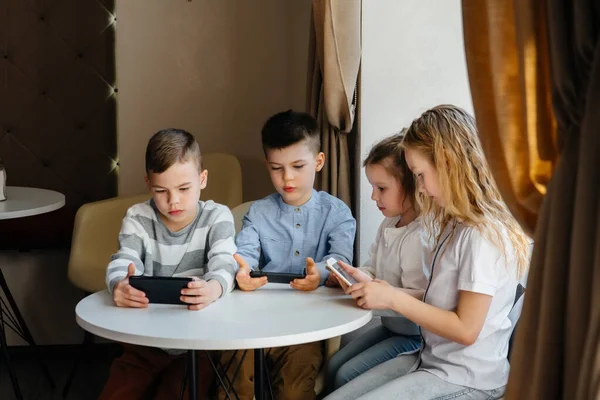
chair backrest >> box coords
[68,193,149,293]
[68,153,243,293]
[231,201,254,233]
[508,269,529,359]
[200,153,243,209]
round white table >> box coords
[0,186,65,400]
[0,186,65,220]
[76,284,372,400]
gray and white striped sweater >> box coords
[106,199,237,295]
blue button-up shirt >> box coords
[235,190,356,285]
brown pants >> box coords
[217,342,323,400]
[99,344,214,400]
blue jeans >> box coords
[325,324,421,393]
[324,354,505,400]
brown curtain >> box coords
[307,0,361,207]
[463,1,600,399]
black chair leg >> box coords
[0,310,24,400]
[0,268,55,390]
[62,329,94,398]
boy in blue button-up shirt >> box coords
[218,110,356,400]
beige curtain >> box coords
[463,1,600,399]
[307,0,361,207]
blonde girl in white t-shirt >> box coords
[324,133,428,394]
[325,105,531,400]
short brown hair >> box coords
[363,131,417,207]
[145,129,202,173]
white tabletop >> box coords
[76,284,372,350]
[0,186,66,220]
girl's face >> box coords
[404,148,443,207]
[365,162,411,218]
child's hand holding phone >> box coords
[180,278,222,311]
[347,279,397,310]
[290,258,320,291]
[113,263,149,308]
[328,260,395,310]
[326,259,372,291]
[235,254,268,291]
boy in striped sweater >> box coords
[99,129,237,400]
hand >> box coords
[333,261,373,291]
[235,254,267,291]
[325,271,340,287]
[347,279,398,310]
[181,279,223,311]
[339,261,373,283]
[113,263,149,308]
[290,258,320,291]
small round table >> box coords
[0,186,65,220]
[0,186,65,400]
[77,284,372,400]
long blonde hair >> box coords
[402,105,530,278]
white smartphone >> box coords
[325,257,358,287]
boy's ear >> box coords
[144,175,151,191]
[315,152,325,172]
[199,169,208,190]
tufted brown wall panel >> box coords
[0,0,117,249]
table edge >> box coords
[0,188,65,220]
[76,304,373,350]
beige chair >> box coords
[200,153,243,210]
[230,200,253,232]
[229,201,341,396]
[63,153,243,395]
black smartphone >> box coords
[249,270,306,284]
[129,276,194,305]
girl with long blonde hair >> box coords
[325,105,530,400]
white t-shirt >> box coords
[360,216,429,335]
[419,221,518,390]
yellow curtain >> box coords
[307,0,361,207]
[462,0,557,236]
[463,1,600,398]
